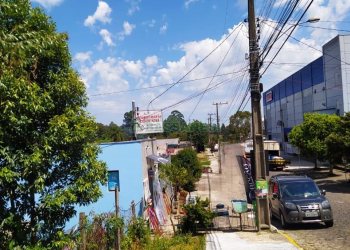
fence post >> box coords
[79,212,86,250]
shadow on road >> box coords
[316,179,350,194]
[271,217,329,231]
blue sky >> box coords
[31,0,350,125]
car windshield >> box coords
[280,181,320,198]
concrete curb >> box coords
[270,225,304,250]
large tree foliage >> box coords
[325,113,350,168]
[0,0,107,247]
[96,122,126,142]
[289,113,340,168]
[187,120,209,152]
[226,111,251,142]
[163,110,187,138]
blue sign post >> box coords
[108,170,120,191]
[108,170,121,249]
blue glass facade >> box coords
[264,56,324,104]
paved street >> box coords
[270,166,350,250]
[196,144,246,211]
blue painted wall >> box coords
[65,141,143,229]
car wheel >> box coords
[325,220,334,227]
[280,211,288,229]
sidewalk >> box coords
[206,230,298,250]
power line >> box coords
[160,67,249,111]
[88,71,241,97]
[260,0,314,76]
[147,22,243,109]
[188,24,244,121]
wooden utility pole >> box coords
[212,102,227,174]
[247,0,270,230]
[132,101,137,140]
[79,212,86,250]
[208,113,215,130]
[115,186,121,250]
[212,102,228,136]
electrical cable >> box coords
[188,24,244,121]
[160,67,249,111]
[88,71,244,97]
[147,22,243,109]
[260,0,314,76]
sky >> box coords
[30,0,350,125]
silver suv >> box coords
[268,175,333,228]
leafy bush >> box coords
[122,218,151,250]
[179,198,214,234]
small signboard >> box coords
[108,170,120,191]
[266,90,273,103]
[135,110,163,134]
[255,179,268,197]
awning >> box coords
[147,154,169,164]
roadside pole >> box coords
[115,186,120,250]
[247,0,270,230]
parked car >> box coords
[268,175,333,228]
[214,203,229,216]
[186,193,198,205]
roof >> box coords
[271,174,311,182]
[147,154,169,164]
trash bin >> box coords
[231,199,248,213]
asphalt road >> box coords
[269,168,350,250]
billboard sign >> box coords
[108,170,120,191]
[136,110,163,134]
[266,90,273,103]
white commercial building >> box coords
[263,35,350,154]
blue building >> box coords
[65,138,171,230]
[263,35,350,153]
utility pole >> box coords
[208,113,215,144]
[247,0,270,230]
[208,113,215,130]
[213,102,227,174]
[115,186,121,250]
[212,102,228,137]
[132,101,137,140]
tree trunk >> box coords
[314,157,318,169]
[29,176,37,244]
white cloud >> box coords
[145,56,158,66]
[160,23,168,34]
[122,60,143,78]
[31,0,64,9]
[99,29,115,46]
[184,0,199,9]
[123,21,135,35]
[84,1,112,27]
[74,51,92,63]
[118,21,136,40]
[126,0,141,15]
[142,19,156,28]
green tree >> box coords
[96,122,125,142]
[187,120,209,152]
[289,113,341,169]
[172,148,202,192]
[163,110,187,138]
[0,0,107,247]
[325,112,350,173]
[226,111,251,142]
[121,111,133,139]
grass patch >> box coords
[197,153,210,167]
[145,234,205,250]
